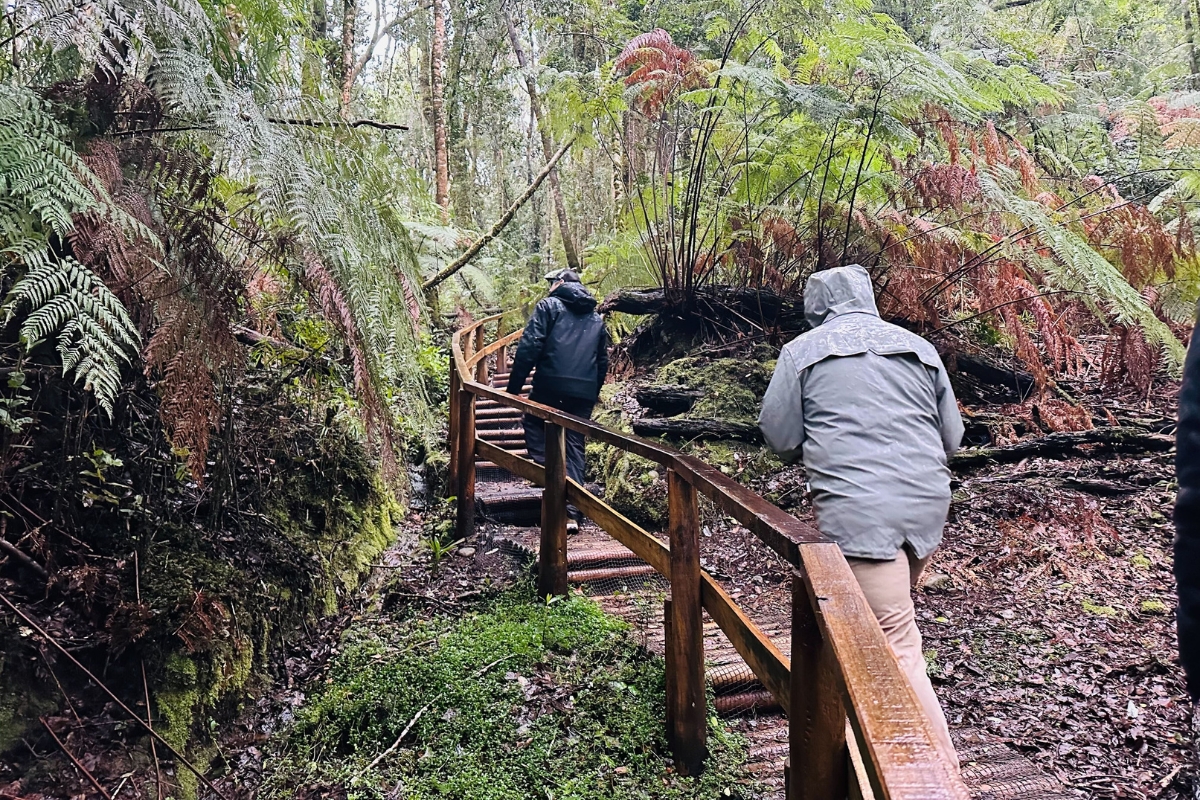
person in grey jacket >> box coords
[507,269,610,531]
[758,264,963,769]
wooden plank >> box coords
[469,328,523,371]
[673,453,821,563]
[538,423,568,598]
[475,439,544,484]
[454,387,476,541]
[450,312,504,383]
[798,542,969,800]
[666,469,706,776]
[700,573,790,710]
[790,568,847,800]
[564,480,669,575]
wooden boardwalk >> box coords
[474,376,1077,800]
[454,316,1067,800]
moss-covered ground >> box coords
[262,582,753,800]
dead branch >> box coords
[422,137,576,291]
[0,518,47,579]
[950,427,1174,471]
[265,116,409,131]
[40,717,114,800]
[358,701,431,776]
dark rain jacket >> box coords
[1175,302,1200,698]
[507,281,610,401]
[758,265,964,560]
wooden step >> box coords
[568,564,661,584]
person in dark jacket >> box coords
[1176,301,1200,706]
[507,269,610,531]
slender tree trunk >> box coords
[339,0,357,117]
[431,0,451,220]
[1188,0,1200,89]
[504,14,581,272]
[313,0,328,37]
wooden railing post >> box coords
[538,422,569,598]
[666,469,706,776]
[474,326,487,385]
[454,384,476,541]
[447,359,460,497]
[789,566,847,800]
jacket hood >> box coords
[551,281,598,313]
[803,265,880,328]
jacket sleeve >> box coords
[931,364,965,457]
[596,321,610,391]
[758,348,805,464]
[507,299,553,394]
[1176,309,1200,699]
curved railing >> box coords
[450,313,969,800]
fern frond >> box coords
[3,253,139,414]
[980,170,1186,370]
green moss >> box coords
[1082,599,1118,617]
[1130,552,1152,569]
[158,653,199,752]
[688,440,782,483]
[266,584,754,799]
[655,355,774,424]
[602,447,667,527]
[1140,598,1168,615]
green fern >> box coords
[0,86,144,415]
[4,251,139,414]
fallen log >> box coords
[634,384,705,416]
[949,352,1036,398]
[950,427,1174,471]
[632,417,763,443]
[599,286,808,328]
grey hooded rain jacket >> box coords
[758,265,964,560]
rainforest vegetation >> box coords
[0,0,1197,794]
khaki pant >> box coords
[846,548,959,771]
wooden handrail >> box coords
[451,314,970,800]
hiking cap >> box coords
[543,268,581,283]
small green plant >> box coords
[0,371,32,434]
[421,496,459,570]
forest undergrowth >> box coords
[205,517,755,800]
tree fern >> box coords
[980,169,1187,369]
[150,49,436,445]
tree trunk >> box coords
[431,0,450,220]
[313,0,328,38]
[1187,0,1200,89]
[504,14,581,272]
[339,0,357,117]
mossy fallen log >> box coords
[950,427,1174,471]
[632,417,764,443]
[633,384,705,416]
